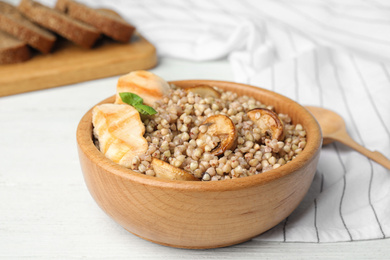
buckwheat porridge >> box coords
[92,71,306,181]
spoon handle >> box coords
[331,132,390,170]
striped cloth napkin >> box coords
[46,0,389,243]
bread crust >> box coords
[0,30,31,64]
[0,1,56,53]
[56,0,135,43]
[18,0,100,48]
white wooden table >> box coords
[1,57,389,259]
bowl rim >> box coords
[77,80,322,192]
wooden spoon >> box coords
[305,106,390,170]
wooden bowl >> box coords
[76,80,322,249]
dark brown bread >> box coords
[55,0,135,43]
[0,30,31,64]
[0,1,56,54]
[18,0,100,48]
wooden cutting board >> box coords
[0,33,158,97]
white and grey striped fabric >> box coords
[42,0,390,242]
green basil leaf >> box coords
[134,104,157,115]
[119,92,157,115]
[119,92,143,106]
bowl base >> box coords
[123,227,255,249]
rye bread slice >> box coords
[0,30,31,64]
[0,1,56,54]
[18,0,100,48]
[55,0,135,43]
